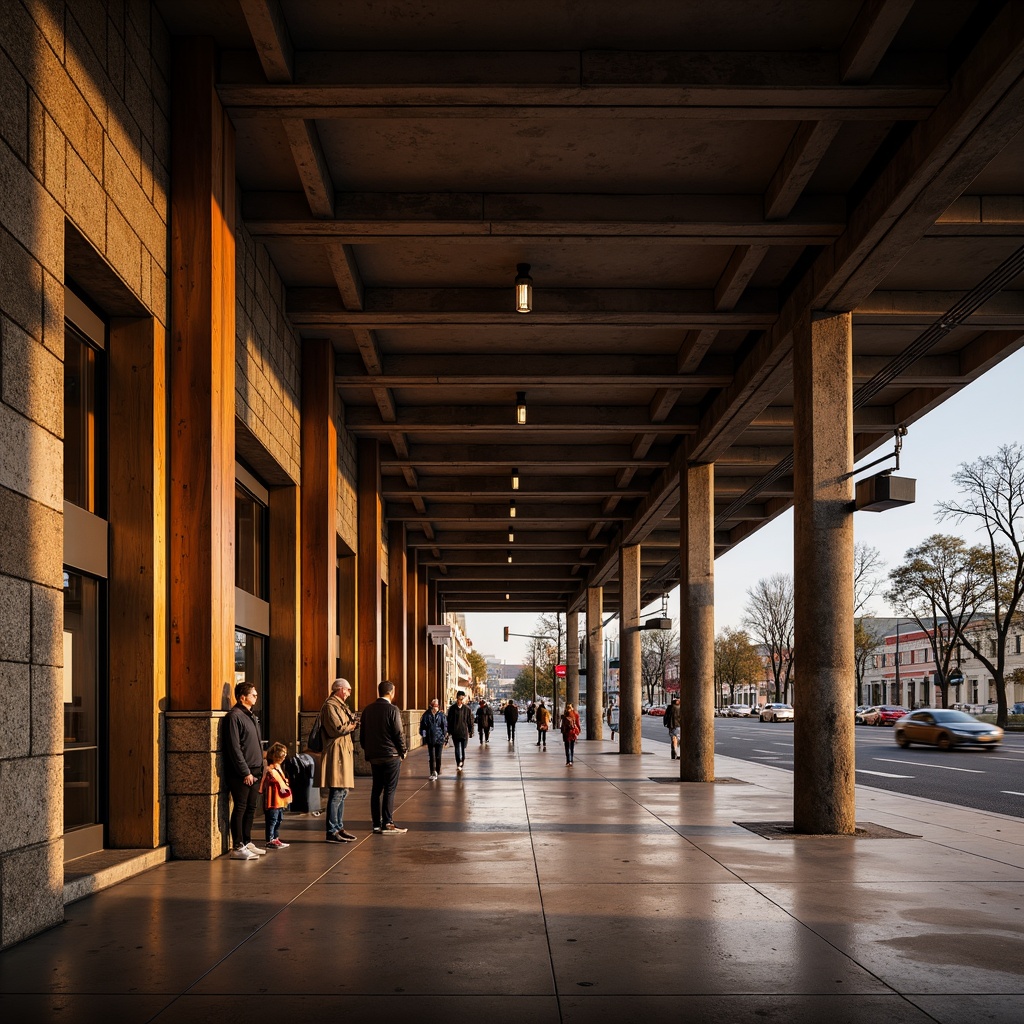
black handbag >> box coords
[306,714,324,753]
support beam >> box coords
[585,587,604,741]
[619,545,642,754]
[679,463,715,782]
[388,522,408,708]
[357,439,383,708]
[793,312,856,834]
[566,610,580,710]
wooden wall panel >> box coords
[387,522,408,706]
[269,485,301,753]
[300,339,337,709]
[338,550,357,685]
[406,549,419,707]
[356,438,382,708]
[107,316,165,847]
[169,38,235,712]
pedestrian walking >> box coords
[260,742,292,848]
[476,698,494,744]
[535,699,551,749]
[223,681,266,860]
[318,677,359,842]
[359,680,409,834]
[419,698,449,780]
[664,696,682,759]
[607,700,619,739]
[447,690,475,772]
[526,700,536,723]
[503,699,520,743]
[560,703,581,766]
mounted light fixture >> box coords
[509,499,516,518]
[507,550,513,564]
[515,263,533,313]
[508,526,515,543]
[516,391,527,425]
[506,593,510,600]
[511,467,520,490]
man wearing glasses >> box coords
[224,681,266,859]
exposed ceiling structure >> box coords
[157,0,1024,615]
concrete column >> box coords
[585,587,604,739]
[680,462,716,782]
[566,610,580,709]
[619,545,642,754]
[387,521,408,706]
[793,311,856,835]
[356,438,382,709]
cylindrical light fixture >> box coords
[509,499,516,518]
[506,593,510,600]
[507,550,513,564]
[516,391,527,425]
[511,467,520,490]
[508,526,515,543]
[515,263,533,313]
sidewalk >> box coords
[1,734,1022,1023]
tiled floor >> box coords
[2,737,1023,1023]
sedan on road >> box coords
[647,705,666,717]
[726,704,752,717]
[759,702,794,722]
[862,705,909,726]
[893,708,1004,750]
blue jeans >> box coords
[264,807,283,842]
[453,737,468,765]
[564,739,576,764]
[326,787,348,835]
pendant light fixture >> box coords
[515,263,533,313]
[511,467,520,490]
[516,392,527,425]
[507,550,513,564]
[509,499,516,518]
[508,526,515,543]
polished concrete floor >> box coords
[2,734,1023,1023]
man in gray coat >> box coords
[318,678,359,842]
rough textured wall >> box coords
[337,415,358,552]
[235,211,300,485]
[0,0,169,948]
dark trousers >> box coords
[427,742,444,774]
[228,773,261,846]
[537,728,547,747]
[369,757,402,828]
[264,807,283,842]
[453,737,468,765]
[506,722,516,742]
[563,739,576,764]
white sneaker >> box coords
[456,764,463,772]
[430,772,438,780]
[244,842,266,856]
[230,846,257,860]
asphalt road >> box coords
[640,713,1024,819]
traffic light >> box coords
[503,626,509,642]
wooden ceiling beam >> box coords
[840,0,917,83]
[237,0,293,83]
[382,443,671,469]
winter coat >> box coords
[223,702,263,779]
[447,702,475,741]
[535,704,551,731]
[560,708,581,740]
[359,698,408,762]
[419,708,449,746]
[317,694,358,789]
[502,703,520,724]
[475,704,494,729]
[664,702,682,729]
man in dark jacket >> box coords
[446,690,475,773]
[223,681,265,859]
[475,698,494,744]
[664,697,682,759]
[502,700,520,744]
[359,680,408,834]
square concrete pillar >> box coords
[680,461,715,781]
[793,311,856,834]
[585,587,604,739]
[619,545,642,754]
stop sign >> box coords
[555,664,566,677]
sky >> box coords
[464,345,1024,665]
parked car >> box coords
[647,704,666,717]
[1013,702,1024,715]
[855,705,875,724]
[759,702,794,722]
[862,705,909,726]
[726,704,752,717]
[894,708,1003,750]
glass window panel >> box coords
[235,484,267,599]
[64,325,98,511]
[63,572,101,831]
[234,629,268,744]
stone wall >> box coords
[0,0,170,949]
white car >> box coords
[726,704,752,717]
[759,702,794,722]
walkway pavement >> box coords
[2,734,1023,1023]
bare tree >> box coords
[640,626,679,705]
[714,628,764,706]
[886,535,989,708]
[742,573,795,702]
[854,542,885,617]
[937,444,1024,726]
[853,617,887,700]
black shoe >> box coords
[338,830,357,842]
[326,831,346,843]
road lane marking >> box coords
[857,769,915,778]
[986,756,1024,763]
[1001,791,1024,797]
[874,758,984,774]
[753,749,778,754]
